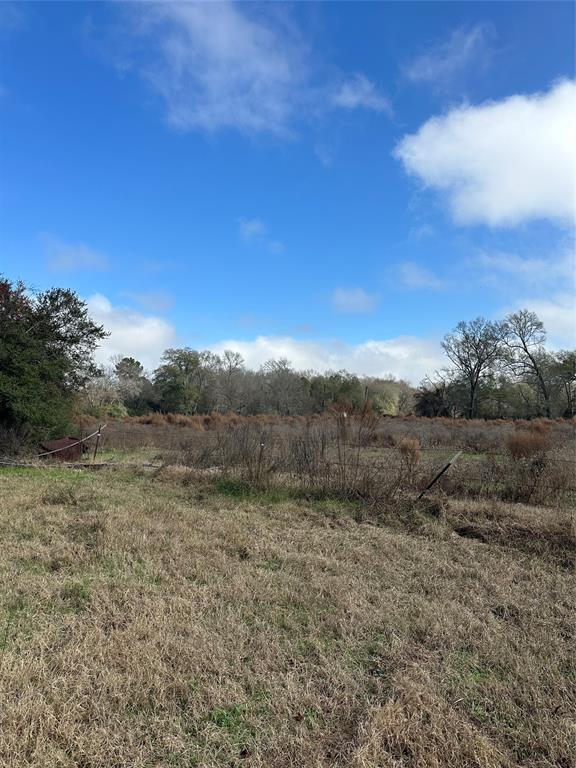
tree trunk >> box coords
[468,383,478,419]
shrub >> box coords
[398,438,421,476]
[504,431,551,503]
[506,431,550,460]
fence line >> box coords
[0,425,108,468]
[35,424,107,457]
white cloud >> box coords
[44,235,109,272]
[238,217,266,240]
[478,248,575,346]
[121,1,390,134]
[404,24,493,90]
[87,294,176,371]
[395,79,576,227]
[332,74,391,113]
[209,335,444,383]
[332,288,378,314]
[398,261,445,290]
[125,1,305,135]
[475,249,575,290]
[507,294,576,348]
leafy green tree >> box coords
[113,356,155,414]
[0,278,107,439]
[115,356,144,382]
[153,348,219,414]
[309,371,363,412]
[414,377,451,417]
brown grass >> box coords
[506,431,551,460]
[0,465,574,767]
[398,437,421,476]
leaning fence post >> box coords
[92,425,102,463]
[416,450,462,500]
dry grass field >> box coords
[1,417,575,767]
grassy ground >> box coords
[0,465,574,767]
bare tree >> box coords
[262,359,310,415]
[216,350,245,412]
[442,317,506,418]
[503,310,552,417]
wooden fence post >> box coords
[92,425,102,463]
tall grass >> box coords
[179,414,574,508]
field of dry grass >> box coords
[1,443,574,767]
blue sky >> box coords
[1,1,575,380]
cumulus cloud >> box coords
[397,261,445,290]
[395,79,576,227]
[209,335,444,383]
[332,74,391,113]
[87,294,176,371]
[119,1,390,135]
[403,24,494,90]
[332,288,378,313]
[44,235,109,272]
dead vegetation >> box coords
[0,416,574,767]
[171,415,575,509]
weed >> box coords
[303,707,322,730]
[42,485,79,506]
[60,579,91,612]
[206,705,253,741]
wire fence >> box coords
[1,422,575,501]
[0,425,108,469]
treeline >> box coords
[1,277,574,447]
[87,310,575,422]
[417,313,575,420]
[84,351,413,420]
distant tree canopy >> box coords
[1,277,574,442]
[415,313,575,419]
[78,310,576,422]
[0,278,107,439]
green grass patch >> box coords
[0,593,31,651]
[303,707,322,730]
[211,478,293,505]
[60,578,92,612]
[446,651,494,691]
[258,555,283,572]
[206,704,254,741]
[210,476,364,515]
